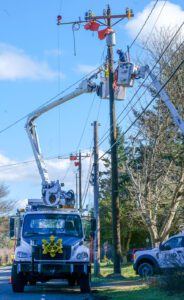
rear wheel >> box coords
[29,278,37,286]
[11,265,25,293]
[138,262,154,277]
[79,274,91,293]
[68,276,76,287]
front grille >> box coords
[33,246,71,260]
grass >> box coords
[96,286,184,300]
[92,263,184,299]
[92,263,138,282]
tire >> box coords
[11,265,25,293]
[29,278,37,286]
[138,262,154,277]
[68,276,76,287]
[79,274,91,293]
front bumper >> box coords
[13,261,90,276]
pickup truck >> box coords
[133,232,184,276]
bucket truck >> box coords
[9,71,101,294]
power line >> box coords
[98,21,184,148]
[61,94,96,182]
[0,154,74,171]
[61,44,106,183]
[98,58,184,162]
[82,151,93,208]
[129,0,159,49]
[0,65,102,136]
[138,0,168,58]
[1,25,182,176]
[2,41,181,173]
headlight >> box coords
[76,251,88,260]
[16,251,30,258]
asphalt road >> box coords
[0,266,94,300]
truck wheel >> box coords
[11,266,25,293]
[68,276,76,287]
[79,274,91,293]
[29,278,37,286]
[138,262,154,277]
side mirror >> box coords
[9,217,15,239]
[91,218,96,232]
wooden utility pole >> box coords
[79,151,82,211]
[75,172,78,210]
[58,5,134,274]
[71,152,90,211]
[107,5,121,275]
[92,121,100,276]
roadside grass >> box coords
[92,263,138,282]
[95,286,184,300]
[92,264,184,299]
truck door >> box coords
[158,236,184,269]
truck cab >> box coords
[10,200,93,293]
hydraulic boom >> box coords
[25,71,99,206]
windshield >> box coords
[23,213,83,238]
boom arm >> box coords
[145,65,184,134]
[115,50,184,134]
[25,72,99,206]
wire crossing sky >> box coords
[0,0,183,207]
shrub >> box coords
[101,255,113,266]
[158,270,184,294]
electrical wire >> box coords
[61,94,96,182]
[61,45,106,185]
[0,35,181,175]
[0,154,71,171]
[81,46,110,210]
[98,58,184,162]
[129,0,159,49]
[138,0,168,59]
[97,21,184,148]
[57,0,63,158]
[82,153,94,209]
[0,65,103,136]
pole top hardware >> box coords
[57,7,134,27]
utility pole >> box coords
[106,5,121,275]
[92,121,100,276]
[58,5,133,274]
[70,152,90,211]
[79,151,82,211]
[75,172,78,210]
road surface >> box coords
[0,266,94,300]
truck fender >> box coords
[134,254,160,274]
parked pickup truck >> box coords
[133,232,184,276]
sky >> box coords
[0,0,183,209]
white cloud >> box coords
[0,43,60,80]
[44,48,63,57]
[0,150,106,208]
[0,153,39,182]
[76,64,98,74]
[125,1,184,40]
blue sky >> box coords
[0,0,183,208]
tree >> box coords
[0,183,14,215]
[0,183,15,249]
[126,29,184,247]
[99,129,148,259]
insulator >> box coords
[57,15,62,25]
